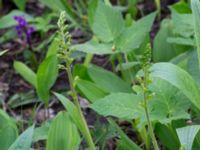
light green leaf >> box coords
[77,79,107,103]
[147,78,190,124]
[92,1,124,42]
[150,63,200,110]
[167,37,194,46]
[0,110,18,150]
[72,39,114,55]
[171,10,193,38]
[116,61,140,71]
[0,10,33,29]
[8,125,34,150]
[39,0,65,11]
[36,55,58,104]
[14,61,37,88]
[53,93,82,132]
[187,50,200,87]
[88,65,132,93]
[87,0,98,26]
[46,37,59,58]
[46,112,80,150]
[90,93,142,120]
[176,125,200,150]
[116,12,156,53]
[192,0,200,67]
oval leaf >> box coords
[14,61,37,88]
[46,112,80,150]
[36,55,58,104]
[150,63,200,110]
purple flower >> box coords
[13,15,35,44]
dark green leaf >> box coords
[77,79,107,103]
[88,65,132,93]
[36,55,58,104]
[12,0,27,10]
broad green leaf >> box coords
[77,79,107,103]
[72,39,114,55]
[0,110,18,150]
[176,125,200,150]
[36,55,58,104]
[14,61,37,88]
[88,65,132,93]
[8,125,34,150]
[90,93,142,120]
[92,1,124,42]
[108,119,142,150]
[192,0,200,67]
[12,0,27,10]
[116,12,156,53]
[46,112,80,150]
[91,78,191,125]
[150,63,200,110]
[147,78,190,124]
[0,10,33,29]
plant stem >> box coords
[65,59,96,150]
[143,69,160,150]
[84,53,93,67]
[155,0,161,18]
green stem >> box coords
[155,0,161,18]
[84,53,93,67]
[143,69,160,150]
[65,60,96,150]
